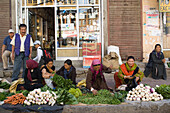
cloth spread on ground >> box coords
[0,104,63,113]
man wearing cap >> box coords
[10,24,34,81]
[33,40,43,63]
[1,29,15,70]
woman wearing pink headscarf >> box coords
[86,59,112,95]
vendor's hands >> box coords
[162,59,165,63]
[92,89,98,95]
[29,54,32,59]
[136,77,140,82]
[109,64,113,69]
[124,76,133,79]
[12,53,15,60]
[30,83,35,85]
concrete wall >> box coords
[142,0,161,62]
[103,0,108,55]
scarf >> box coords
[89,59,106,84]
[64,66,72,79]
[120,63,138,76]
[26,59,38,81]
[152,50,162,59]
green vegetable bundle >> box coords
[69,88,82,98]
[78,90,121,105]
[155,84,170,99]
[167,62,170,68]
[0,92,15,101]
[16,90,29,97]
[114,91,128,102]
[52,74,75,90]
[0,82,11,89]
[55,88,78,105]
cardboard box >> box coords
[83,55,101,68]
[82,43,101,56]
[103,52,119,70]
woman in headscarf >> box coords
[56,59,77,85]
[41,58,56,89]
[114,56,144,91]
[86,59,112,95]
[17,59,43,91]
[144,44,167,80]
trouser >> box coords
[2,50,14,69]
[12,52,28,82]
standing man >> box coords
[11,24,34,81]
[2,29,15,70]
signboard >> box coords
[159,0,170,12]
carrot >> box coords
[4,93,26,105]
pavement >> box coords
[0,61,169,90]
[0,62,170,113]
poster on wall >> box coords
[146,10,159,30]
[146,10,161,36]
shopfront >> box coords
[16,0,103,63]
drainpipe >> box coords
[9,0,12,28]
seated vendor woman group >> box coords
[17,44,167,94]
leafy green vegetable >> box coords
[78,90,121,105]
[41,85,53,91]
[0,82,11,89]
[52,74,75,90]
[69,88,82,98]
[155,84,170,99]
[114,91,128,102]
[16,90,29,96]
[167,62,170,68]
[55,88,78,105]
[0,92,8,101]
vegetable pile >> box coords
[126,84,163,101]
[24,89,58,106]
[155,84,170,99]
[167,62,170,68]
[0,82,11,89]
[77,90,127,105]
[4,93,26,105]
[52,74,75,90]
[69,88,82,98]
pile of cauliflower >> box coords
[126,84,163,101]
[24,89,59,106]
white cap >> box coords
[34,40,41,45]
[8,29,14,33]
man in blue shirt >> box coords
[2,29,14,70]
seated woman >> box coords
[114,56,144,91]
[86,59,112,95]
[144,44,167,80]
[56,59,77,85]
[17,59,43,91]
[41,58,55,89]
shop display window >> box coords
[79,7,100,47]
[57,8,77,48]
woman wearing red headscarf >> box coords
[86,59,112,95]
[17,59,43,91]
